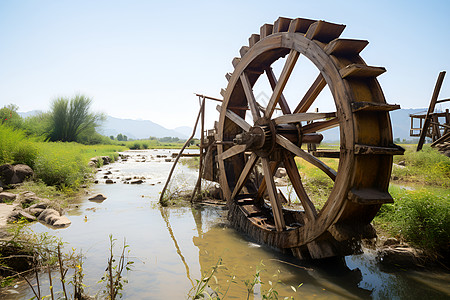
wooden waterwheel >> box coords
[215,17,404,259]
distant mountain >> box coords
[174,126,201,138]
[99,116,188,140]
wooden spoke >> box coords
[240,72,261,121]
[231,153,258,200]
[217,105,251,131]
[276,134,337,181]
[265,50,300,119]
[302,117,339,133]
[261,157,285,231]
[273,112,336,125]
[265,67,291,114]
[218,144,247,161]
[283,153,317,221]
[293,74,327,113]
[256,160,278,203]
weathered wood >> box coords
[265,50,299,118]
[260,23,274,39]
[302,117,339,133]
[351,101,400,112]
[273,112,335,125]
[273,17,292,33]
[240,72,261,121]
[248,34,260,47]
[232,57,241,68]
[217,105,251,131]
[262,157,285,231]
[417,71,446,151]
[354,144,405,155]
[325,39,369,56]
[312,150,340,158]
[305,20,345,43]
[340,64,386,78]
[240,46,249,57]
[218,144,247,161]
[231,153,258,200]
[348,188,393,205]
[293,73,327,113]
[265,67,291,114]
[288,18,316,33]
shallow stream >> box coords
[3,150,449,299]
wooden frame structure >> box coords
[411,71,450,154]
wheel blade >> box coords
[265,50,300,119]
[262,157,286,231]
[273,112,336,125]
[218,144,247,161]
[217,104,251,131]
[283,154,318,221]
[276,134,337,181]
[255,160,279,204]
[231,153,258,200]
[293,73,327,113]
[302,117,339,133]
[240,72,261,121]
[265,67,291,114]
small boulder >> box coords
[52,216,71,227]
[105,179,114,184]
[13,164,34,182]
[130,179,144,184]
[0,192,17,202]
[88,194,107,202]
[275,168,287,178]
[398,160,406,166]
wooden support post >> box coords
[417,71,446,151]
[159,100,204,204]
[191,96,206,202]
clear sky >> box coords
[1,0,449,130]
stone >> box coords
[88,194,107,202]
[52,215,71,227]
[377,246,422,268]
[8,210,37,222]
[130,179,144,184]
[101,156,111,165]
[13,164,34,182]
[383,237,400,246]
[165,158,172,162]
[105,179,114,184]
[398,160,406,166]
[0,192,17,202]
[0,164,17,186]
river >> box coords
[3,149,449,299]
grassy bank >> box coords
[124,139,198,150]
[0,125,125,191]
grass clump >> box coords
[375,186,450,259]
[392,145,450,187]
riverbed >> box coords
[3,149,450,299]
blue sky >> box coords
[1,0,449,129]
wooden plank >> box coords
[232,57,241,68]
[288,18,316,34]
[248,34,260,47]
[240,72,261,121]
[262,157,286,231]
[273,112,335,125]
[237,198,255,205]
[265,49,299,118]
[293,73,327,113]
[312,150,340,158]
[218,144,247,161]
[417,71,446,151]
[340,64,386,78]
[436,98,450,104]
[220,88,226,98]
[241,204,263,217]
[276,134,337,181]
[265,67,291,114]
[324,39,369,56]
[354,144,405,155]
[231,153,258,200]
[284,154,317,221]
[302,117,339,133]
[305,20,346,43]
[431,132,450,147]
[273,17,292,33]
[260,23,274,39]
[225,73,232,81]
[351,101,400,112]
[240,46,249,57]
[348,188,393,205]
[217,105,251,132]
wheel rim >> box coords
[217,18,397,247]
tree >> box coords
[0,104,22,128]
[109,135,115,140]
[48,95,104,142]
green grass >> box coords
[375,185,450,257]
[123,139,196,150]
[392,145,450,188]
[0,124,125,191]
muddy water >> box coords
[5,150,450,299]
